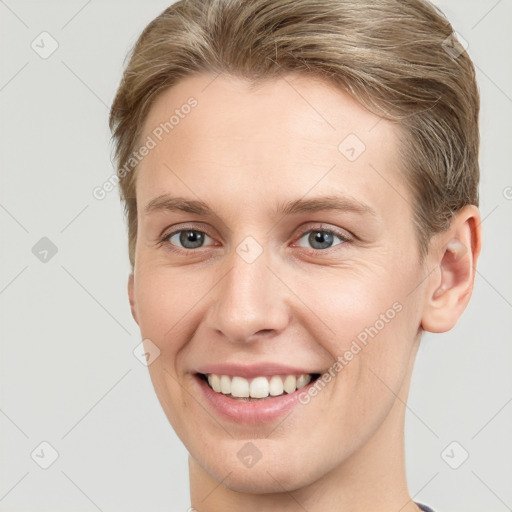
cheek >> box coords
[133,266,197,353]
[294,265,404,342]
[300,264,420,388]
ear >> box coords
[128,273,139,325]
[421,205,482,333]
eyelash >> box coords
[158,224,352,254]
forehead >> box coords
[136,72,411,224]
[140,72,393,160]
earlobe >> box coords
[421,205,482,333]
[128,273,139,325]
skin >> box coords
[128,72,481,512]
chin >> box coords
[196,441,325,494]
[219,466,314,495]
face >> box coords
[130,73,428,492]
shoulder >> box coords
[416,503,436,512]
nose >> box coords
[204,246,290,344]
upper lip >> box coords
[194,362,322,379]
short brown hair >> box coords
[109,0,480,268]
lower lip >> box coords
[194,374,317,425]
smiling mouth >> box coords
[197,372,322,401]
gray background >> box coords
[0,0,511,511]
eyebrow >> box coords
[143,194,377,218]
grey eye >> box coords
[169,230,213,249]
[296,230,345,250]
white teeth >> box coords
[269,375,284,396]
[283,375,296,394]
[220,375,231,394]
[231,376,249,397]
[296,374,311,389]
[250,376,269,398]
[204,373,313,398]
[208,374,221,392]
